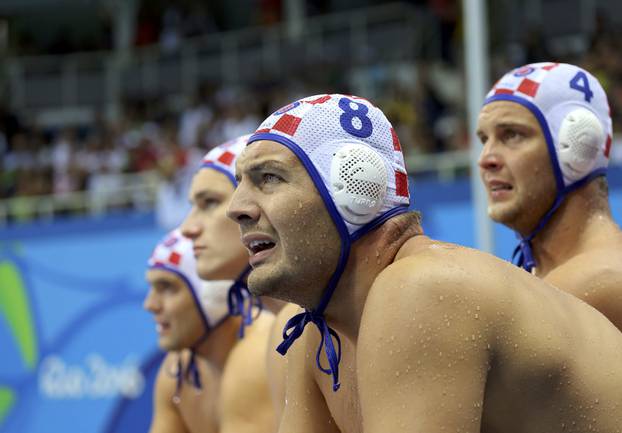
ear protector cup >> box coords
[557,107,604,182]
[330,142,388,225]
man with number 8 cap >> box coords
[229,93,622,432]
[478,62,622,330]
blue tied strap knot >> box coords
[276,310,342,391]
[174,349,203,398]
[227,275,262,338]
[512,236,536,273]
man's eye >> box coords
[200,198,219,209]
[263,173,282,184]
[503,129,522,142]
[156,283,176,293]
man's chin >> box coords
[158,338,181,352]
[488,203,517,225]
[248,266,289,299]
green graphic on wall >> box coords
[0,387,15,426]
[0,261,38,369]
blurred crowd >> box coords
[0,65,475,206]
[2,1,622,224]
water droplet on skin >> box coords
[395,371,400,377]
[439,295,444,301]
[474,313,479,319]
[294,255,299,261]
[390,335,395,341]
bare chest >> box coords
[314,339,363,433]
[176,364,222,433]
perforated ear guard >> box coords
[330,142,388,225]
[557,107,604,182]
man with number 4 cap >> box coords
[478,62,622,330]
[145,135,276,433]
[229,93,622,432]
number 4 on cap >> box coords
[569,71,594,103]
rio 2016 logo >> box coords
[0,243,157,433]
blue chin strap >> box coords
[174,335,209,396]
[512,169,607,272]
[227,266,263,338]
[174,267,260,397]
[251,132,408,392]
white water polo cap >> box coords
[200,134,251,186]
[248,94,411,393]
[485,63,613,273]
[148,229,231,332]
[484,62,612,189]
[248,94,411,239]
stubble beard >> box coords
[247,259,328,310]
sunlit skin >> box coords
[478,102,622,331]
[228,139,622,433]
[144,268,204,351]
[477,100,557,236]
[181,169,249,281]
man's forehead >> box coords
[237,140,300,169]
[146,268,182,284]
[190,169,232,196]
[479,100,538,126]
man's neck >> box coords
[323,213,422,342]
[193,316,242,370]
[531,183,616,277]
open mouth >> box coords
[488,179,513,195]
[490,184,512,192]
[248,239,276,255]
[156,322,170,334]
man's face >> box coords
[227,140,341,309]
[181,169,248,280]
[477,101,557,235]
[144,269,203,351]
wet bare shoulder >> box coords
[545,251,622,330]
[364,247,506,336]
[358,248,495,431]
